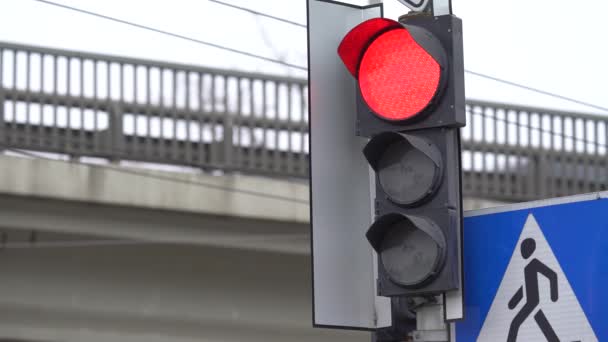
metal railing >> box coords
[1,41,607,202]
[463,101,608,201]
[0,41,309,178]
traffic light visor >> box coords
[337,18,401,77]
[363,132,442,206]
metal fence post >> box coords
[223,110,234,170]
[0,48,6,150]
[108,104,124,163]
[0,86,4,149]
[536,154,547,199]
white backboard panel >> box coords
[308,0,391,330]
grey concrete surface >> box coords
[0,153,506,342]
[0,154,309,224]
[0,244,368,342]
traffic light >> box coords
[338,14,465,297]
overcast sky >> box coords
[1,0,607,115]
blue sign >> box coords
[454,193,608,342]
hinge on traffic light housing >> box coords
[398,11,433,21]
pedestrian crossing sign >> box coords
[453,192,608,341]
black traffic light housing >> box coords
[338,13,465,298]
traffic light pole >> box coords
[371,296,449,342]
[431,0,452,16]
[411,297,449,342]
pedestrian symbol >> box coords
[507,238,559,342]
[477,214,597,341]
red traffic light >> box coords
[338,18,447,122]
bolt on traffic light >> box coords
[338,14,465,297]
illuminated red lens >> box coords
[359,29,441,121]
[337,18,401,77]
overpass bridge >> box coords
[1,41,607,201]
[0,41,607,342]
